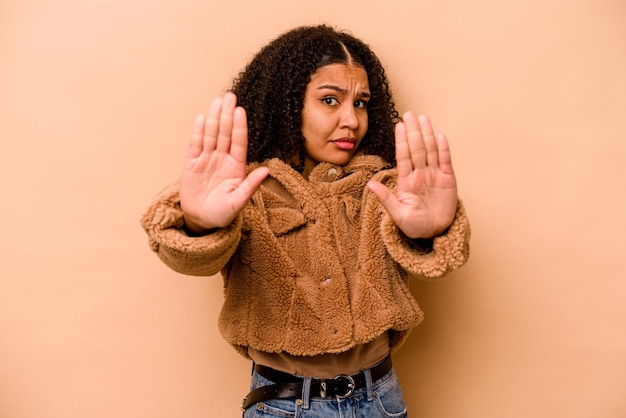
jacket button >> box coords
[328,168,337,177]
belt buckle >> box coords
[333,374,356,398]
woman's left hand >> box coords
[367,112,458,239]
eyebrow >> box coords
[317,84,371,98]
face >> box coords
[300,63,370,175]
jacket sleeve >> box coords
[139,182,242,276]
[380,199,470,279]
[367,169,470,279]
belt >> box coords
[241,354,392,410]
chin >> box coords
[330,153,356,166]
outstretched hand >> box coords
[179,92,269,234]
[367,112,458,239]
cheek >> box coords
[300,116,314,140]
[304,113,333,139]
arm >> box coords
[367,112,470,278]
[140,182,243,276]
[380,196,470,279]
[140,92,268,275]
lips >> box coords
[332,137,356,151]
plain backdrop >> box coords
[1,0,625,417]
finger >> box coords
[394,121,413,178]
[230,105,248,164]
[403,112,427,170]
[216,92,237,153]
[437,133,455,175]
[203,96,222,152]
[187,114,205,158]
[418,114,438,168]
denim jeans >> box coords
[242,366,408,417]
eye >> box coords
[354,99,368,109]
[321,97,339,106]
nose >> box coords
[339,104,359,130]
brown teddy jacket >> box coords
[141,155,470,358]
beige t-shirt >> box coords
[248,333,390,379]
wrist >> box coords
[407,236,434,254]
[182,215,215,236]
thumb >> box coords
[367,180,399,213]
[230,167,269,208]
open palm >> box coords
[180,93,268,234]
[367,112,458,239]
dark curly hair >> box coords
[230,25,399,169]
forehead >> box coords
[308,64,369,89]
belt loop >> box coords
[363,368,374,401]
[301,377,312,409]
[250,361,256,376]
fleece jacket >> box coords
[141,155,470,358]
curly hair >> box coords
[230,25,399,169]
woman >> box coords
[141,24,470,417]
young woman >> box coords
[141,24,470,417]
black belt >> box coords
[241,354,392,410]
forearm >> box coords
[382,199,470,279]
[140,183,241,276]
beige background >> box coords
[1,0,625,417]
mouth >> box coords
[331,137,357,151]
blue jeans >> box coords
[242,366,408,417]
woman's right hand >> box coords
[179,92,269,234]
